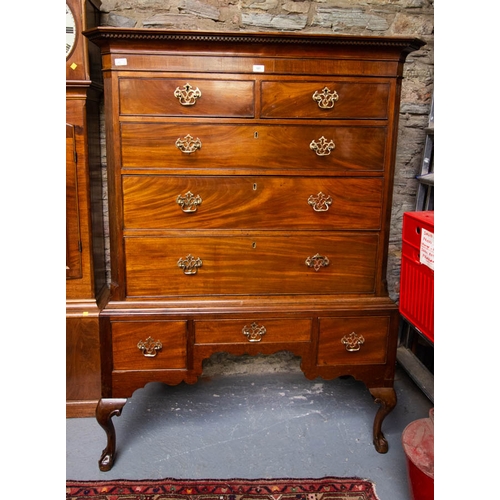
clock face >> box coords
[66,3,77,58]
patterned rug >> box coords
[66,477,380,500]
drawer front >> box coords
[119,78,255,117]
[124,233,378,297]
[261,81,390,119]
[195,318,312,344]
[317,316,389,365]
[112,320,187,370]
[122,175,383,230]
[121,123,387,173]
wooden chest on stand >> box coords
[84,28,425,471]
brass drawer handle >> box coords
[305,253,330,272]
[312,86,339,109]
[242,322,267,342]
[137,336,163,358]
[174,83,202,106]
[310,136,335,156]
[176,134,202,154]
[341,331,365,352]
[308,192,332,212]
[177,254,203,275]
[177,191,202,213]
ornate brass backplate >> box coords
[137,336,163,357]
[341,331,365,352]
[177,191,203,213]
[174,83,202,106]
[175,134,202,154]
[242,322,267,342]
[312,86,339,109]
[308,192,333,212]
[305,253,330,272]
[177,254,203,275]
[310,136,336,156]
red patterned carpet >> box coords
[66,477,380,500]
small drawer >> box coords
[119,78,254,117]
[122,175,383,231]
[195,318,311,344]
[112,320,187,370]
[260,80,390,119]
[317,316,389,365]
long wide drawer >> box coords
[122,175,383,230]
[260,80,390,119]
[124,232,378,297]
[120,123,387,173]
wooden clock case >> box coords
[66,0,108,417]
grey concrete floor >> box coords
[66,359,433,500]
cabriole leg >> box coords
[368,387,397,453]
[95,398,127,471]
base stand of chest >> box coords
[95,301,400,471]
[95,385,396,472]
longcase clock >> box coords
[66,0,107,417]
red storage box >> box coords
[399,211,434,343]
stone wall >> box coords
[96,0,434,373]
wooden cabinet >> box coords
[66,0,107,417]
[85,28,425,471]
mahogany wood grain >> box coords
[317,316,390,365]
[119,78,255,117]
[66,123,82,279]
[112,320,187,370]
[122,175,383,230]
[261,80,390,119]
[123,232,378,297]
[120,122,387,173]
[195,318,312,344]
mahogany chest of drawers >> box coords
[85,28,425,471]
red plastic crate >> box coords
[399,211,434,343]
